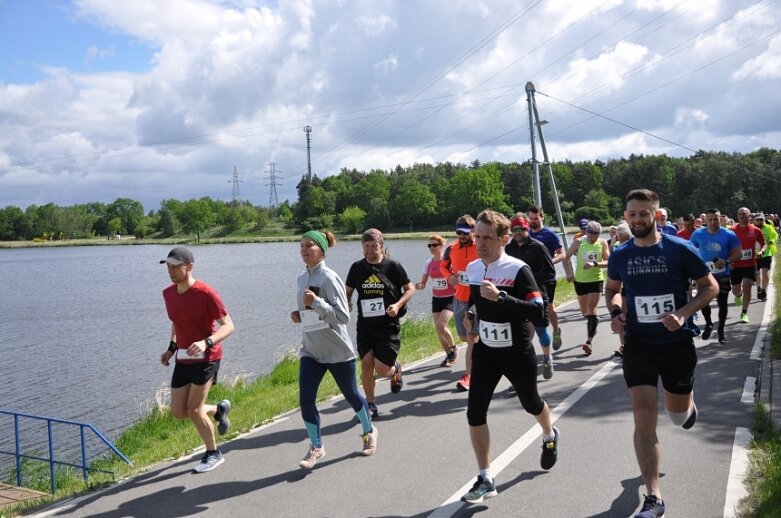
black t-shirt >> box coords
[346,257,410,323]
[504,237,556,285]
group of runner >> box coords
[156,188,775,518]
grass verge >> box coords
[5,279,577,516]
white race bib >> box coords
[706,261,726,275]
[176,348,205,361]
[479,321,513,348]
[634,293,675,323]
[457,272,470,286]
[433,278,449,290]
[361,298,386,317]
[300,309,328,332]
[741,248,753,260]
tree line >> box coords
[1,148,778,241]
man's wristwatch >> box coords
[497,290,508,304]
[205,337,215,349]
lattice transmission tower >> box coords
[265,162,282,209]
[228,166,243,203]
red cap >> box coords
[510,215,529,229]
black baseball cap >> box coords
[160,246,194,265]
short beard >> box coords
[632,223,655,238]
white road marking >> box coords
[427,360,619,518]
[751,274,774,361]
[723,427,752,518]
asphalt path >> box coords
[33,287,771,518]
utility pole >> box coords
[228,166,243,203]
[525,82,573,275]
[264,162,282,209]
[303,125,313,182]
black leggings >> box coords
[701,277,731,331]
[467,341,544,426]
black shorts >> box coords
[730,266,756,285]
[432,296,454,314]
[543,281,557,304]
[622,336,696,394]
[357,320,401,366]
[171,360,220,389]
[757,256,772,269]
[574,280,603,296]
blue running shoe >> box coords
[194,450,224,473]
[635,493,665,517]
[462,476,497,504]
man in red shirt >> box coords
[160,247,235,473]
[730,208,766,323]
[676,214,696,240]
[440,214,479,391]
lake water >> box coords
[0,238,577,442]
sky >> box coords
[0,0,779,211]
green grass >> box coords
[738,257,781,518]
[4,279,578,515]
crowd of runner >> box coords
[156,191,777,518]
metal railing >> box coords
[0,409,132,493]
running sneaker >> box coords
[441,347,458,367]
[581,343,592,356]
[214,400,231,435]
[390,362,403,393]
[734,294,742,307]
[718,332,727,344]
[462,476,497,504]
[758,289,766,301]
[634,493,665,518]
[367,401,379,419]
[456,374,471,391]
[611,347,624,362]
[701,323,714,340]
[361,426,378,456]
[299,445,325,470]
[194,450,224,473]
[540,426,559,470]
[682,403,698,430]
[739,312,749,324]
[552,328,562,351]
[542,360,554,380]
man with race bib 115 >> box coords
[605,189,717,518]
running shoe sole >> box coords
[215,400,231,435]
[581,343,592,355]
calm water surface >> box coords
[1,238,576,440]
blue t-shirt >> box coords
[528,226,562,258]
[689,227,739,278]
[607,234,710,344]
[658,223,678,236]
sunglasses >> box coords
[586,230,600,236]
[455,230,472,236]
[511,227,528,232]
[427,243,441,248]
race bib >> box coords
[300,309,328,332]
[361,298,386,317]
[433,278,449,290]
[458,272,470,286]
[583,250,598,262]
[479,321,513,348]
[741,249,753,260]
[706,261,726,275]
[634,293,675,323]
[176,348,205,361]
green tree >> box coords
[389,179,436,229]
[105,198,145,236]
[339,206,367,234]
[179,198,214,242]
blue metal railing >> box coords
[0,409,132,493]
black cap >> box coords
[160,246,194,265]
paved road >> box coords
[33,285,773,518]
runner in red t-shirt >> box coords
[159,247,235,473]
[730,207,767,323]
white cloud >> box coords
[354,13,397,37]
[374,54,398,73]
[732,34,781,80]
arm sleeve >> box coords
[501,266,545,321]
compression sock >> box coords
[304,421,322,448]
[535,326,552,347]
[355,406,373,435]
[586,315,598,338]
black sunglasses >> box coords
[586,230,600,235]
[427,243,441,248]
[511,226,527,232]
[455,230,472,236]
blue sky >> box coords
[0,1,153,83]
[0,0,779,211]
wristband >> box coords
[610,308,622,319]
[167,341,177,353]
